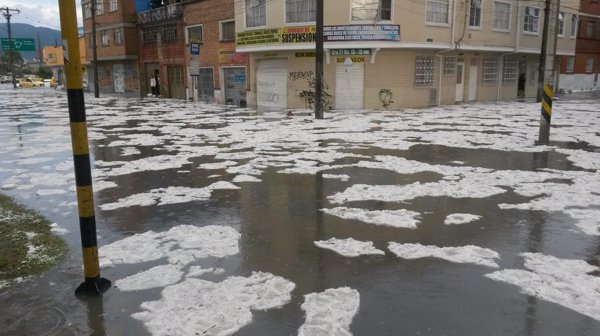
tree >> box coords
[0,51,24,76]
[36,66,53,79]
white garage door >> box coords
[335,62,364,110]
[257,59,287,109]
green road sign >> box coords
[1,38,36,52]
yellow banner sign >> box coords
[237,26,316,46]
[336,57,365,64]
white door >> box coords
[468,63,478,101]
[455,62,465,102]
[335,62,364,110]
[113,64,125,93]
[256,59,287,109]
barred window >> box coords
[469,0,482,28]
[186,25,203,43]
[426,0,449,24]
[220,21,235,41]
[95,0,104,15]
[162,24,178,44]
[114,28,123,45]
[558,12,565,36]
[101,30,110,46]
[524,7,540,33]
[415,55,435,87]
[286,0,316,23]
[502,58,517,84]
[246,0,266,28]
[109,0,118,12]
[493,1,510,31]
[444,56,456,75]
[482,58,499,85]
[143,27,158,45]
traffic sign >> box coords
[1,38,36,52]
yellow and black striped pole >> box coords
[538,83,553,145]
[58,0,110,295]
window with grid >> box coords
[143,27,158,45]
[570,15,578,37]
[586,57,594,73]
[109,0,118,12]
[444,56,456,75]
[566,56,575,73]
[493,1,510,30]
[587,21,596,39]
[523,7,539,33]
[286,0,316,23]
[101,30,110,46]
[415,55,435,87]
[220,21,235,41]
[95,0,104,15]
[469,0,482,28]
[502,58,517,84]
[558,12,564,36]
[246,0,266,28]
[351,0,392,21]
[83,3,92,19]
[482,58,499,85]
[162,24,178,44]
[114,28,122,45]
[426,0,449,24]
[186,25,202,43]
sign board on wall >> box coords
[330,49,371,56]
[190,42,200,55]
[218,49,248,64]
[1,38,36,52]
[336,57,365,64]
[324,25,400,42]
[237,26,316,46]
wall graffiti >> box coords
[289,71,333,110]
[378,89,394,108]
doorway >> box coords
[518,59,527,97]
[468,60,478,101]
[335,62,364,110]
[455,60,465,102]
[113,64,125,93]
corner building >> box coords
[234,0,578,110]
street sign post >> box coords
[1,38,36,51]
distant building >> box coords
[82,0,141,95]
[43,37,89,86]
[559,0,600,92]
[136,0,187,99]
[183,0,248,105]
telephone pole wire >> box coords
[2,7,20,89]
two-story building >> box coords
[183,0,248,105]
[559,0,600,92]
[43,36,88,86]
[82,0,141,95]
[234,0,578,110]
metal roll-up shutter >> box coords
[335,62,364,110]
[256,59,287,109]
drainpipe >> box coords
[436,0,459,106]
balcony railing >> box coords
[137,3,183,24]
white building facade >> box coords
[234,0,577,110]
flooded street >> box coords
[0,87,599,335]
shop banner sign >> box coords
[324,25,400,42]
[237,26,316,46]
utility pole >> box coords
[37,33,43,66]
[91,0,100,97]
[314,0,324,119]
[537,0,552,103]
[537,0,558,144]
[2,7,20,89]
[58,0,111,296]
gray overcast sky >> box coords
[0,0,82,30]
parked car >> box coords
[0,75,12,84]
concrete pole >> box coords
[58,0,111,296]
[2,7,20,89]
[91,0,100,97]
[314,0,324,119]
